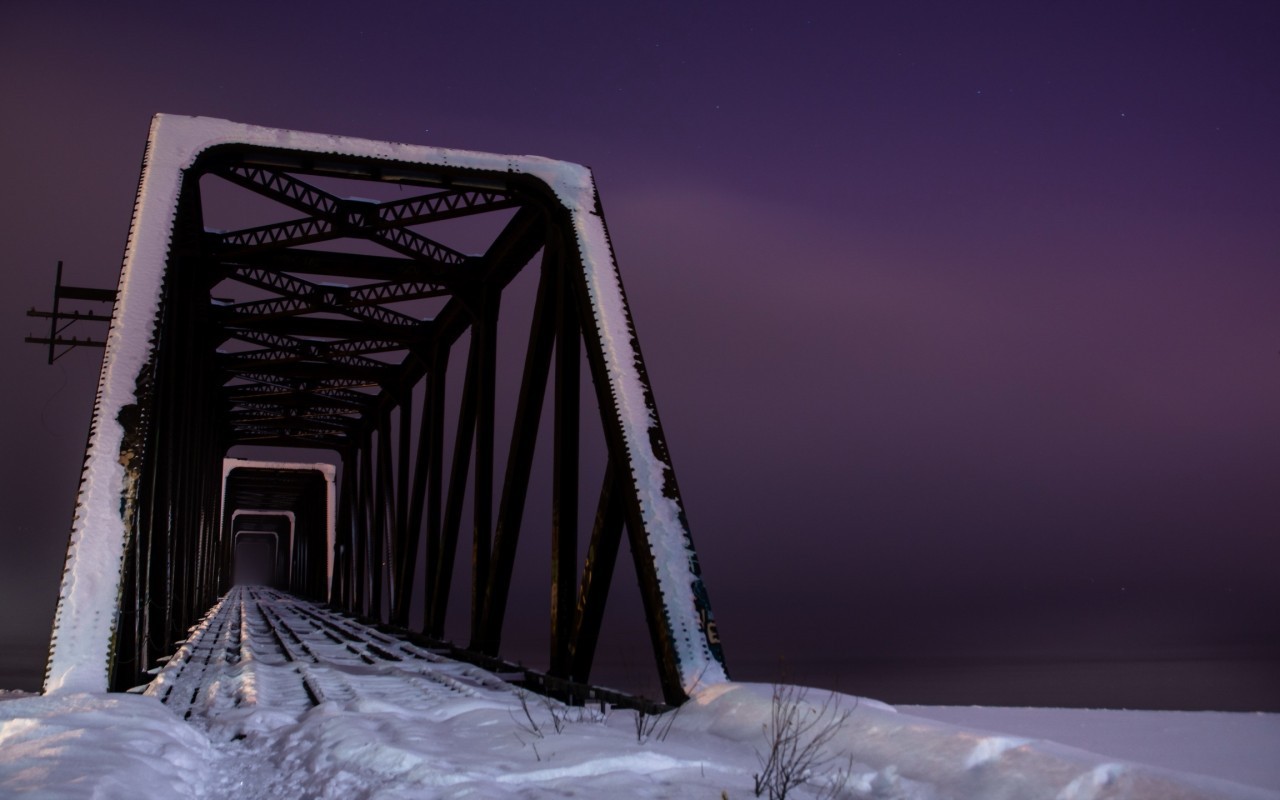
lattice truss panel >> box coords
[208,162,518,450]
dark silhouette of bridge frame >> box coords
[43,115,727,705]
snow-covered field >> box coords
[3,588,1277,799]
[4,686,1278,799]
[901,705,1280,794]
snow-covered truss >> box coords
[44,115,727,703]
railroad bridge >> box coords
[41,115,727,705]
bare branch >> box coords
[752,684,856,800]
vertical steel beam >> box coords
[568,462,625,682]
[397,393,412,538]
[551,238,581,677]
[477,257,557,653]
[357,433,376,616]
[469,292,499,648]
[391,393,415,625]
[218,461,235,596]
[142,418,168,690]
[427,336,479,637]
[421,347,448,633]
[376,411,396,621]
[332,452,354,608]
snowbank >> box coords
[679,683,1280,799]
[3,683,1277,799]
[0,693,213,798]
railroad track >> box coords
[145,586,525,721]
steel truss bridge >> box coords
[42,115,727,705]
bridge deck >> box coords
[146,586,529,721]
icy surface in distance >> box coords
[902,705,1280,795]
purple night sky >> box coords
[1,1,1277,707]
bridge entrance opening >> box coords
[222,460,334,597]
[233,531,278,586]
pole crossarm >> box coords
[24,261,116,364]
[43,115,728,707]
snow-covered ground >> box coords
[901,705,1280,794]
[3,588,1277,799]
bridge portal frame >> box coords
[44,115,727,704]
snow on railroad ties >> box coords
[3,589,1279,799]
